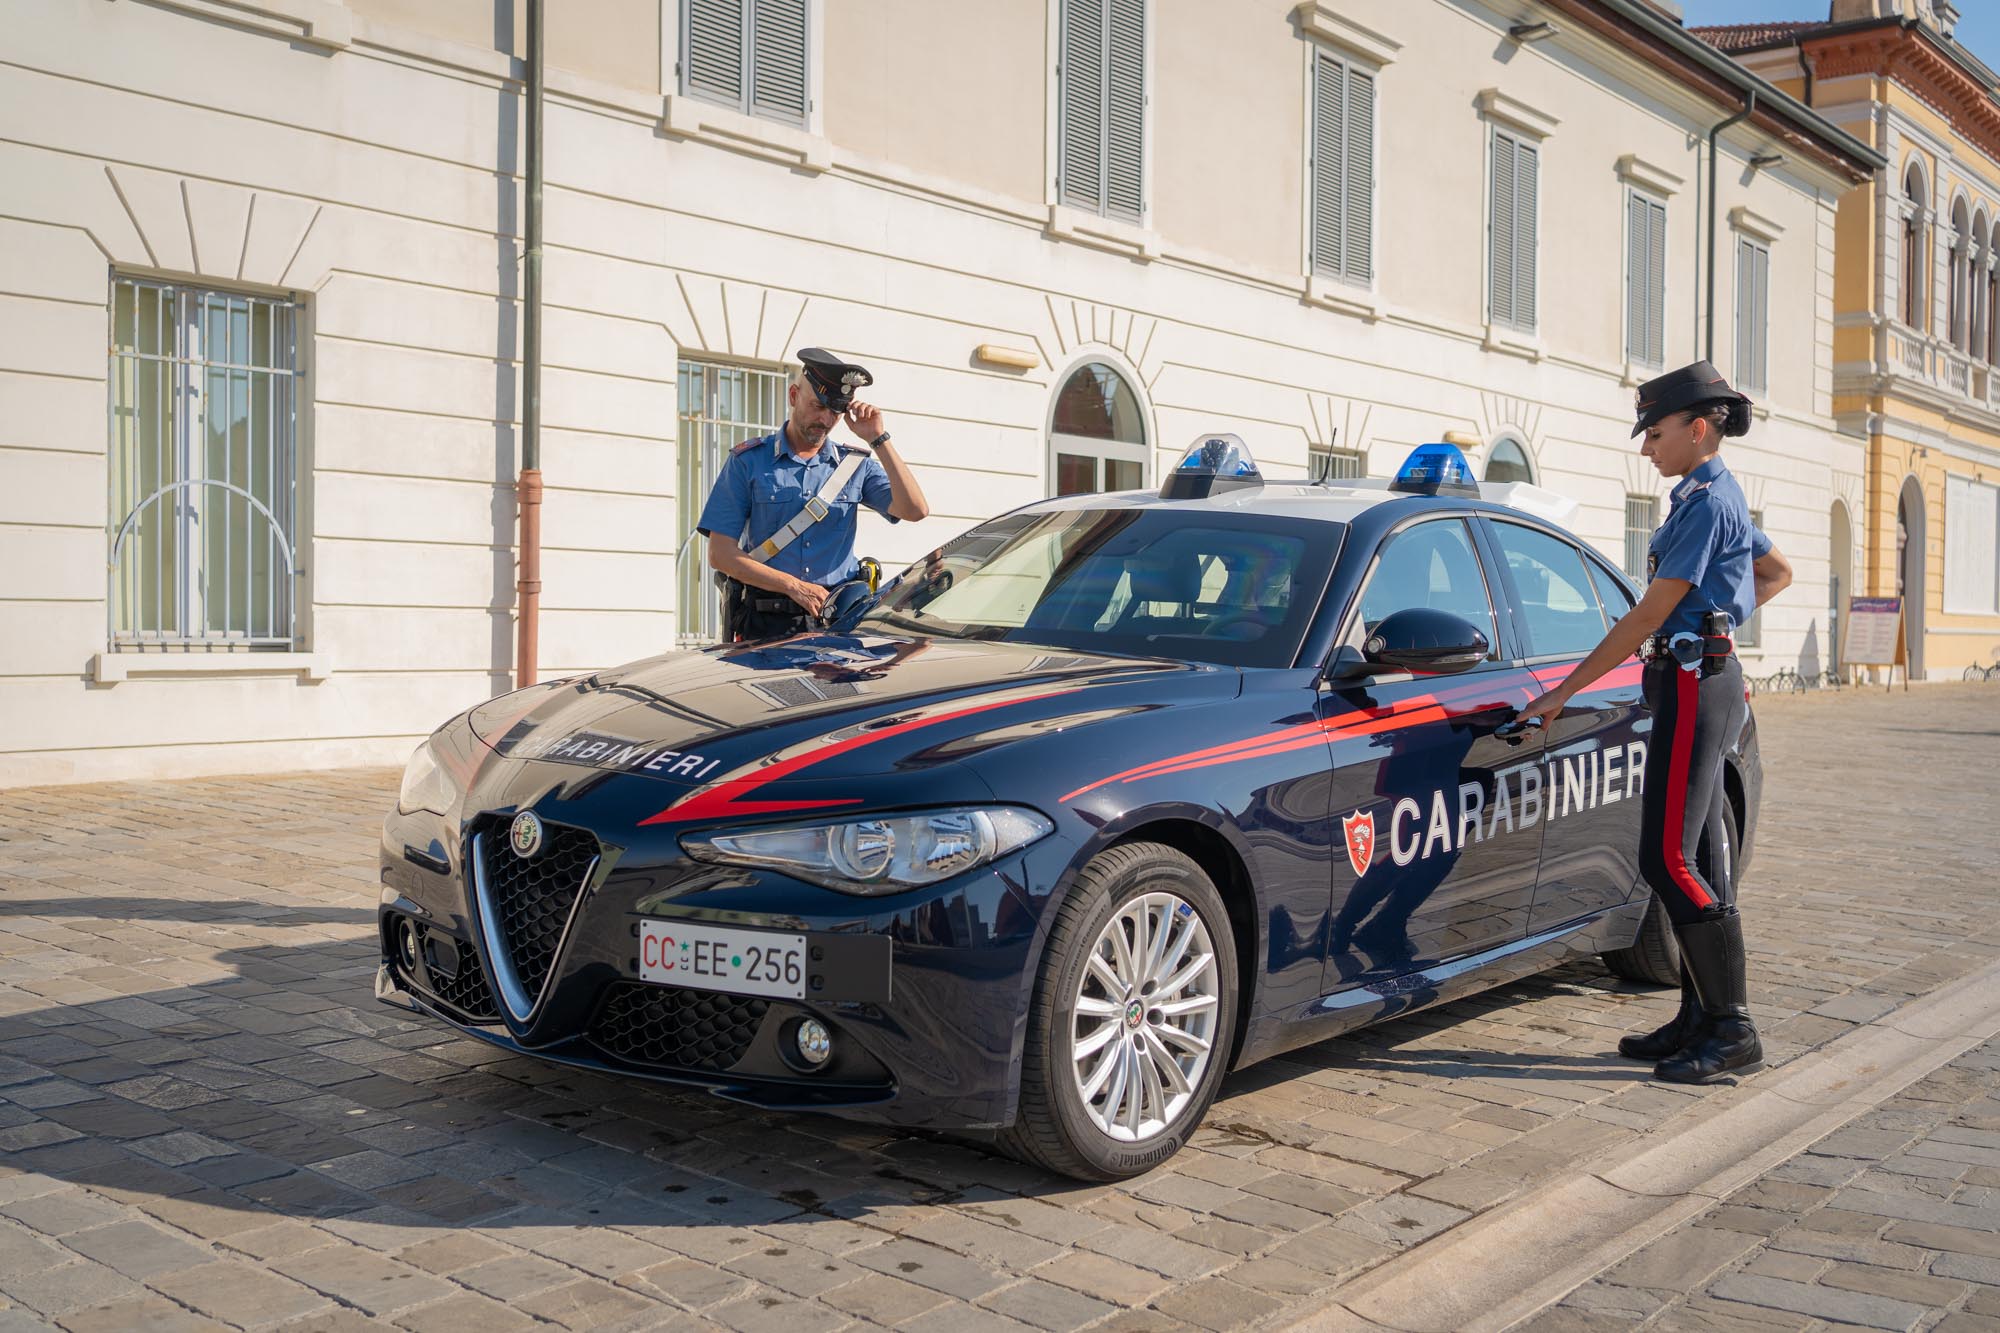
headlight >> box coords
[397,740,456,816]
[680,807,1053,894]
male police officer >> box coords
[697,349,929,640]
[1518,360,1793,1084]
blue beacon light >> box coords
[1158,433,1264,500]
[1389,442,1480,497]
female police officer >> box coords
[1516,361,1792,1084]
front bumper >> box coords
[379,802,1066,1130]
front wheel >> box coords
[998,842,1237,1181]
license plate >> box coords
[637,919,807,1000]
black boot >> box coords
[1618,960,1703,1061]
[1655,913,1762,1084]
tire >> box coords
[1601,795,1739,986]
[997,842,1238,1181]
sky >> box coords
[1676,1,2000,70]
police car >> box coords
[377,438,1760,1180]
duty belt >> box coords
[1639,632,1734,671]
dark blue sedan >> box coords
[376,439,1760,1180]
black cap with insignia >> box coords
[1630,359,1753,438]
[796,348,873,413]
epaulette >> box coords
[729,435,771,456]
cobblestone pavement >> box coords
[1532,1036,2000,1333]
[0,683,1994,1332]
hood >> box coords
[467,630,1211,791]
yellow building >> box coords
[1709,0,2000,679]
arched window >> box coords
[1483,435,1534,485]
[1950,197,1969,349]
[1974,212,1990,359]
[1902,163,1927,329]
[1050,360,1148,496]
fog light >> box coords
[393,917,419,973]
[795,1018,832,1067]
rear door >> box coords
[1320,517,1546,990]
[1479,519,1648,934]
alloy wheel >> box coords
[1069,890,1220,1141]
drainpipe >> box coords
[1705,88,1756,364]
[1797,37,1815,108]
[515,0,544,689]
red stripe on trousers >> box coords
[1660,666,1716,910]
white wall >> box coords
[0,0,1869,784]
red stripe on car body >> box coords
[639,687,1083,826]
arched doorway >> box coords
[1483,434,1535,484]
[1049,358,1149,496]
[1829,498,1853,675]
[1898,476,1926,679]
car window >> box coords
[1353,520,1498,657]
[865,508,1338,668]
[1490,522,1608,657]
[1587,558,1635,619]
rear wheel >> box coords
[1602,796,1738,986]
[998,842,1237,1181]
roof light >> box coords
[1159,433,1264,500]
[1389,443,1479,497]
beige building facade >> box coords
[0,0,1877,785]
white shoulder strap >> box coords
[744,447,869,563]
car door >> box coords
[1320,517,1546,990]
[1479,518,1648,935]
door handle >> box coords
[1493,713,1545,745]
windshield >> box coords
[863,507,1342,668]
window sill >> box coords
[1623,358,1665,387]
[90,651,331,686]
[1305,275,1381,322]
[660,95,830,173]
[1483,321,1543,361]
[1045,205,1160,262]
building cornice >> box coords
[1805,26,2000,169]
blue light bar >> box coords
[1390,443,1479,497]
[1159,433,1264,500]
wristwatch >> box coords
[868,431,892,448]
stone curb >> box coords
[1271,954,2000,1333]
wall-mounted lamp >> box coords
[973,344,1039,371]
[1508,21,1558,42]
[1750,152,1787,170]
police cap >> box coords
[1630,360,1753,438]
[796,347,873,412]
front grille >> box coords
[587,982,768,1071]
[414,922,498,1021]
[474,814,599,1008]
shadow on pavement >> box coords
[0,893,1661,1240]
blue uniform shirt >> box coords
[695,425,898,586]
[1647,455,1772,636]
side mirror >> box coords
[1361,608,1490,675]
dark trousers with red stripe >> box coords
[1638,656,1745,926]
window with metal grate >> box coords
[107,276,303,650]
